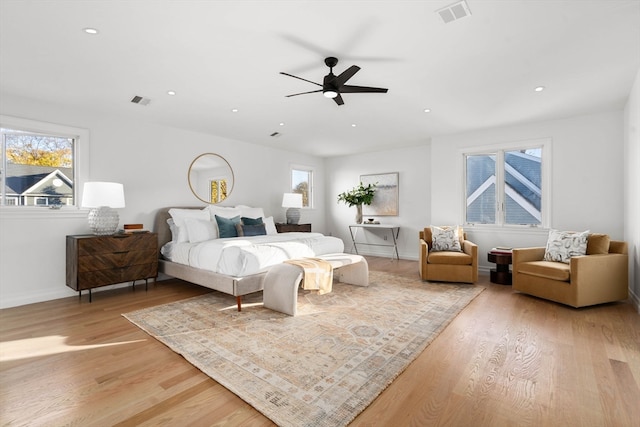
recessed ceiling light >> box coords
[351,124,357,127]
[167,90,176,96]
[534,86,545,92]
[423,108,431,113]
[279,122,285,126]
[83,28,99,35]
[231,108,238,113]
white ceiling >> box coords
[1,0,639,157]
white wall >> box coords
[1,94,634,309]
[325,144,430,260]
[430,110,626,271]
[324,111,627,273]
[624,68,640,311]
[0,94,326,308]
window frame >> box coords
[290,164,314,209]
[0,115,89,218]
[462,138,551,229]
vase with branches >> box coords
[337,182,376,224]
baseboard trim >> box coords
[0,281,145,309]
[0,288,76,309]
[629,288,640,314]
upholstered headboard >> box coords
[153,207,202,256]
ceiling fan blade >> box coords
[340,85,388,94]
[334,65,360,87]
[285,89,323,97]
[279,72,322,87]
[333,94,344,106]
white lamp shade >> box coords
[282,193,303,208]
[81,182,126,208]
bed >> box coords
[153,206,345,311]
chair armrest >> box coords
[463,240,478,282]
[419,238,429,280]
[462,239,477,257]
[513,247,545,267]
[513,247,544,276]
[571,253,629,285]
[570,253,629,305]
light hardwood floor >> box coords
[1,257,638,426]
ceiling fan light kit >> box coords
[281,56,388,106]
[323,90,338,99]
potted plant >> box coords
[337,182,376,224]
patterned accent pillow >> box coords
[430,225,462,252]
[543,229,589,263]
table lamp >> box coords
[282,193,303,224]
[81,182,126,235]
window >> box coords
[0,115,88,213]
[464,139,549,227]
[291,166,313,208]
[1,128,74,206]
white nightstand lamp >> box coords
[282,193,303,224]
[81,182,126,235]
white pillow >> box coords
[236,205,266,219]
[544,229,589,263]
[430,225,462,252]
[168,208,209,243]
[207,205,241,220]
[166,218,179,243]
[263,216,278,235]
[185,218,218,243]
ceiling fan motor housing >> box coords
[323,73,339,98]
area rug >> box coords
[123,271,483,427]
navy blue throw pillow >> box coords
[215,215,241,238]
[241,216,263,226]
[237,223,267,237]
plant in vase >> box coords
[337,182,376,224]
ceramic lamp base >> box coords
[88,206,120,235]
[286,207,300,224]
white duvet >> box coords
[162,232,344,277]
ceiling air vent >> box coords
[130,95,151,106]
[270,132,281,137]
[437,0,471,24]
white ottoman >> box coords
[263,254,369,316]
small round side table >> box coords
[488,252,512,285]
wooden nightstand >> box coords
[66,233,158,302]
[275,223,312,233]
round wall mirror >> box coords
[188,153,234,204]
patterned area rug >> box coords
[124,271,483,427]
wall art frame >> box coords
[360,172,399,216]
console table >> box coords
[348,224,400,260]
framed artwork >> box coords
[360,172,399,216]
[210,179,228,203]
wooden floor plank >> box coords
[1,257,638,426]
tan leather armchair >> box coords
[512,238,628,308]
[419,227,478,283]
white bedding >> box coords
[161,232,344,277]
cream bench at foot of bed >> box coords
[263,253,369,316]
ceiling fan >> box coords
[280,57,388,106]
